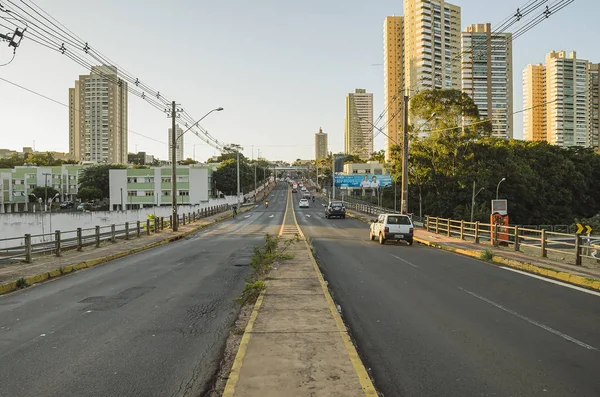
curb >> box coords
[347,211,600,292]
[0,207,256,296]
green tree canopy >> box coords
[79,164,127,200]
[368,150,386,164]
[29,186,59,202]
[179,158,198,165]
[77,187,103,202]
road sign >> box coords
[575,223,593,234]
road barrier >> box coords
[0,204,232,263]
[424,216,599,267]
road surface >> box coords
[0,185,287,397]
[293,191,600,397]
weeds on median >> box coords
[480,249,494,262]
[236,233,297,305]
[16,277,28,289]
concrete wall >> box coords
[0,196,238,249]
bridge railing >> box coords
[0,205,232,264]
[424,216,599,268]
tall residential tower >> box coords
[522,51,599,149]
[315,127,328,160]
[344,89,373,160]
[168,125,184,163]
[69,65,128,163]
[461,23,513,138]
[383,15,404,162]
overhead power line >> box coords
[0,0,224,151]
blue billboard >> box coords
[334,174,393,188]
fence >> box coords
[341,199,426,226]
[424,216,599,267]
[0,204,232,264]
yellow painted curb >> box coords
[292,198,377,396]
[222,290,265,397]
[0,208,254,296]
[413,237,600,292]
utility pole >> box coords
[236,150,241,206]
[332,153,336,200]
[400,94,409,214]
[170,101,179,231]
[254,162,257,201]
[42,173,50,212]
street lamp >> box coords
[224,143,243,207]
[496,177,506,200]
[471,182,485,222]
[171,107,223,231]
[49,193,59,234]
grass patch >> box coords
[480,249,494,262]
[232,327,245,336]
[16,277,28,289]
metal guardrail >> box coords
[0,204,232,264]
[340,198,599,268]
[423,216,600,267]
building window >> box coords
[161,177,171,183]
[145,191,154,196]
[128,191,137,197]
[178,190,189,196]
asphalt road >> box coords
[0,184,288,397]
[293,191,600,397]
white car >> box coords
[369,214,414,245]
[299,198,310,208]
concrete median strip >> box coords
[222,189,377,397]
[0,205,256,296]
[347,210,600,292]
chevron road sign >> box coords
[575,223,593,234]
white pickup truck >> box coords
[369,214,414,245]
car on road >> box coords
[60,201,74,209]
[369,214,414,245]
[325,201,346,219]
[299,198,310,208]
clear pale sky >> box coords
[0,0,595,162]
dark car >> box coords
[325,201,346,219]
[59,201,74,209]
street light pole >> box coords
[496,177,506,200]
[171,101,178,230]
[236,150,241,206]
[171,105,223,231]
[42,172,50,211]
[471,181,485,222]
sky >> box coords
[0,0,597,163]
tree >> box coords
[0,153,25,168]
[77,187,103,202]
[24,152,61,166]
[79,164,127,200]
[410,89,491,137]
[29,186,59,202]
[343,154,366,164]
[179,158,198,165]
[213,158,256,196]
[369,150,386,164]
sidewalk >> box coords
[0,205,254,295]
[223,191,376,397]
[346,209,600,291]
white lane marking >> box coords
[306,214,311,218]
[391,254,419,268]
[269,214,274,218]
[500,267,600,297]
[458,287,598,351]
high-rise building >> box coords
[523,63,547,142]
[383,15,405,162]
[461,23,513,139]
[403,0,461,93]
[168,125,184,163]
[587,63,600,150]
[344,89,373,160]
[314,127,328,160]
[523,51,599,149]
[546,51,590,147]
[69,65,128,163]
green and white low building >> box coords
[109,165,215,210]
[0,165,84,213]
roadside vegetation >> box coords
[237,233,298,305]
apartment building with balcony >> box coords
[0,165,84,213]
[108,165,215,210]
